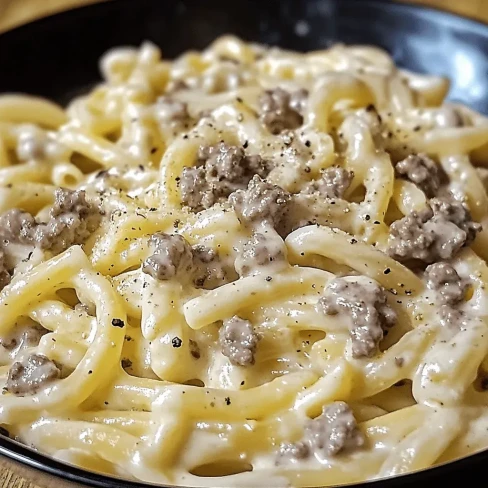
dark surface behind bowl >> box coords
[0,0,487,487]
[1,0,488,111]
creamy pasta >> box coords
[1,36,488,487]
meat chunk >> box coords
[277,442,310,464]
[155,97,190,126]
[425,262,469,329]
[6,353,60,396]
[304,402,365,459]
[219,316,260,366]
[303,167,354,199]
[143,235,228,287]
[395,154,442,198]
[259,88,306,134]
[0,189,101,255]
[317,277,396,358]
[0,208,36,244]
[142,233,194,281]
[235,232,286,277]
[192,245,228,289]
[388,208,439,264]
[50,187,93,219]
[439,305,464,328]
[179,166,209,210]
[388,197,481,265]
[425,262,468,305]
[229,175,291,229]
[280,402,364,463]
[33,188,102,253]
[431,197,481,245]
[180,143,271,211]
[0,249,10,290]
[0,209,38,289]
[0,324,47,350]
[197,144,270,184]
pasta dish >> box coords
[1,36,488,487]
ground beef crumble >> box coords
[0,324,47,351]
[395,154,442,198]
[229,175,291,230]
[0,209,36,244]
[303,167,354,199]
[32,188,102,253]
[192,244,228,289]
[6,353,60,396]
[143,233,228,288]
[279,401,364,463]
[425,262,469,329]
[0,249,10,290]
[317,277,396,358]
[180,143,272,212]
[219,315,260,366]
[0,188,102,278]
[425,262,468,305]
[142,233,195,280]
[388,196,481,265]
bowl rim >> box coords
[1,0,488,43]
[1,0,488,487]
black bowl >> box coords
[0,0,488,487]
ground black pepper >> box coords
[111,318,125,328]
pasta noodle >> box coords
[0,36,488,487]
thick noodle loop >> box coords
[0,37,487,487]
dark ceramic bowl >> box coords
[0,0,488,486]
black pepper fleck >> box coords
[112,318,125,328]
